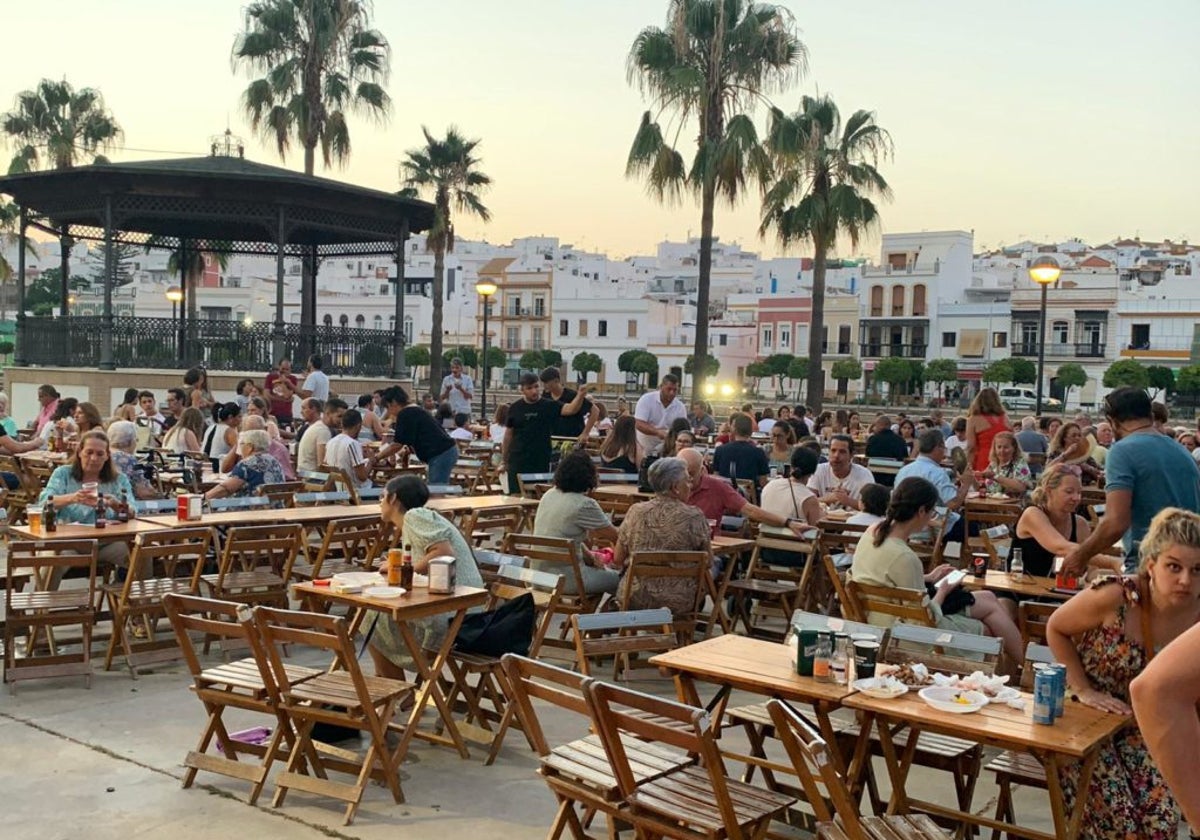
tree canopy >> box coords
[982,358,1015,386]
[572,352,603,381]
[518,350,544,370]
[1102,358,1149,390]
[1146,365,1175,399]
[1055,362,1088,405]
[1008,357,1037,385]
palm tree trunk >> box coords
[299,144,317,352]
[807,241,828,413]
[429,245,446,392]
[693,179,716,402]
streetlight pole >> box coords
[477,280,497,423]
[1029,256,1062,417]
[166,286,183,359]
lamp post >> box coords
[477,280,498,421]
[1028,256,1062,416]
[166,285,183,358]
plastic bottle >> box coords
[94,495,107,529]
[44,502,57,532]
[813,631,833,682]
[831,633,849,685]
[1009,546,1024,576]
[399,544,414,590]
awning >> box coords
[959,369,982,380]
[959,330,987,358]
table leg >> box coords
[876,720,919,816]
[843,710,876,808]
[1038,748,1098,839]
[390,608,472,761]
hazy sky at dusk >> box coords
[5,0,1196,259]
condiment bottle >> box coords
[813,631,833,682]
[830,633,849,685]
[117,491,130,523]
[94,495,107,529]
[399,544,414,589]
[44,501,57,532]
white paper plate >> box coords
[363,586,406,598]
[918,686,987,714]
[852,678,908,699]
[332,572,386,587]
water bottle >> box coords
[1009,546,1024,576]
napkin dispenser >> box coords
[428,556,456,594]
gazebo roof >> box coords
[0,155,435,257]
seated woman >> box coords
[204,430,286,501]
[1048,421,1103,486]
[975,431,1034,498]
[661,418,694,458]
[533,450,620,596]
[757,446,823,566]
[106,420,159,500]
[613,457,711,616]
[162,407,205,455]
[1014,463,1122,578]
[202,402,241,470]
[766,422,797,473]
[39,397,78,446]
[599,414,639,473]
[849,476,1023,663]
[1046,507,1200,839]
[898,418,918,459]
[369,475,485,679]
[39,430,136,571]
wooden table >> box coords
[961,570,1073,601]
[842,690,1129,840]
[590,484,652,500]
[141,503,382,529]
[10,518,171,543]
[16,451,68,466]
[292,581,489,764]
[426,494,537,517]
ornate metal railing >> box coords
[19,315,398,376]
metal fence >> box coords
[19,315,398,376]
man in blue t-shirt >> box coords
[1065,387,1200,573]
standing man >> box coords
[634,373,687,456]
[265,357,298,427]
[502,373,591,493]
[296,397,346,473]
[540,366,597,446]
[808,434,876,509]
[296,354,330,401]
[440,357,475,420]
[1065,387,1200,573]
[379,386,459,485]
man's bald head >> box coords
[241,414,266,431]
[678,447,705,490]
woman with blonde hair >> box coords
[976,430,1033,497]
[965,387,1009,473]
[1046,507,1200,838]
[0,391,18,438]
[1013,463,1120,578]
[163,407,206,455]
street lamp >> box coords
[166,285,184,358]
[477,280,498,421]
[1028,256,1062,416]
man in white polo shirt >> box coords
[634,373,687,456]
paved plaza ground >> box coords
[0,638,1077,840]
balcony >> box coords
[860,343,928,359]
[820,341,854,355]
[1012,342,1106,358]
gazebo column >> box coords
[99,195,115,370]
[14,206,27,367]
[178,239,189,361]
[391,220,409,378]
[272,206,287,363]
[305,245,318,359]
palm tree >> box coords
[2,79,122,315]
[232,0,391,177]
[626,0,804,399]
[760,95,892,413]
[401,126,492,389]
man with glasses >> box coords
[808,434,875,510]
[894,429,974,540]
[1064,387,1200,574]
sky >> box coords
[4,0,1197,260]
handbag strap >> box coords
[787,479,800,518]
[1139,575,1156,661]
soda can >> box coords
[1032,665,1055,725]
[1049,664,1067,719]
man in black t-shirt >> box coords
[865,414,910,486]
[502,373,592,493]
[712,413,770,488]
[540,366,597,444]
[379,386,459,485]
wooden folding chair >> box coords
[569,608,675,681]
[723,530,817,640]
[294,489,351,506]
[462,503,527,548]
[103,526,216,677]
[254,605,414,824]
[517,472,556,498]
[317,464,363,504]
[500,653,693,840]
[449,458,488,494]
[200,523,305,610]
[210,496,271,512]
[620,550,712,646]
[439,565,564,765]
[1017,600,1058,648]
[295,468,333,492]
[768,699,951,839]
[4,539,99,690]
[985,642,1057,838]
[817,523,868,618]
[844,579,936,627]
[979,523,1014,570]
[964,505,1020,561]
[290,515,380,582]
[584,679,795,840]
[162,592,321,805]
[257,481,304,508]
[0,453,36,522]
[503,532,594,650]
[593,491,634,527]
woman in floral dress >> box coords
[1045,507,1200,838]
[975,431,1034,498]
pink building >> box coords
[756,297,813,357]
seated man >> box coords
[893,429,974,542]
[324,409,376,490]
[808,434,874,509]
[711,412,770,488]
[680,448,808,537]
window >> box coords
[578,319,588,337]
[942,332,956,348]
[506,327,520,350]
[533,296,546,317]
[992,332,1007,348]
[290,312,301,324]
[598,320,607,337]
[912,284,927,317]
[796,325,809,352]
[1079,320,1103,349]
[761,327,773,349]
[719,334,728,346]
[1052,321,1069,345]
[388,315,395,332]
[532,327,544,350]
[1131,323,1150,349]
[779,325,790,349]
[559,319,569,337]
[403,317,413,345]
[627,319,637,338]
[339,314,349,328]
[891,285,905,317]
[323,313,333,327]
[355,314,365,328]
[838,325,851,354]
[373,315,382,330]
[1020,321,1038,348]
[869,286,883,317]
[887,252,908,270]
[508,296,522,316]
[379,285,389,296]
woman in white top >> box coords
[163,408,206,455]
[202,402,241,466]
[757,447,823,567]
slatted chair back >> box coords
[965,505,1021,561]
[499,654,592,757]
[791,610,885,643]
[206,523,305,607]
[133,498,179,515]
[768,699,951,839]
[473,548,527,585]
[489,565,565,659]
[592,492,634,526]
[734,477,759,505]
[1019,642,1056,690]
[502,532,590,608]
[619,550,711,643]
[302,515,382,581]
[22,459,57,492]
[1017,600,1058,648]
[723,530,816,638]
[319,464,363,505]
[257,481,304,508]
[295,468,333,492]
[817,523,869,619]
[104,526,217,676]
[293,489,351,506]
[1087,502,1106,527]
[596,472,640,485]
[450,458,487,493]
[517,472,556,498]
[979,523,1014,570]
[844,579,936,627]
[463,504,527,548]
[4,538,100,688]
[0,454,35,520]
[209,495,271,512]
[570,608,675,679]
[883,622,1002,677]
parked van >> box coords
[998,387,1062,412]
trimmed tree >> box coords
[518,350,544,371]
[874,356,912,399]
[982,358,1015,386]
[1103,358,1149,390]
[746,360,772,395]
[442,345,478,369]
[1176,364,1200,396]
[404,345,431,386]
[1055,363,1088,408]
[787,355,810,399]
[631,351,658,387]
[765,353,794,397]
[1147,365,1175,400]
[542,349,563,368]
[1008,357,1037,386]
[830,357,862,399]
[617,349,642,381]
[684,353,719,394]
[572,351,603,383]
[924,358,958,401]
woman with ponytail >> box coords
[850,477,1023,661]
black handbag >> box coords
[454,592,535,658]
[637,455,660,493]
[926,582,975,616]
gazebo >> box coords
[0,152,435,375]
